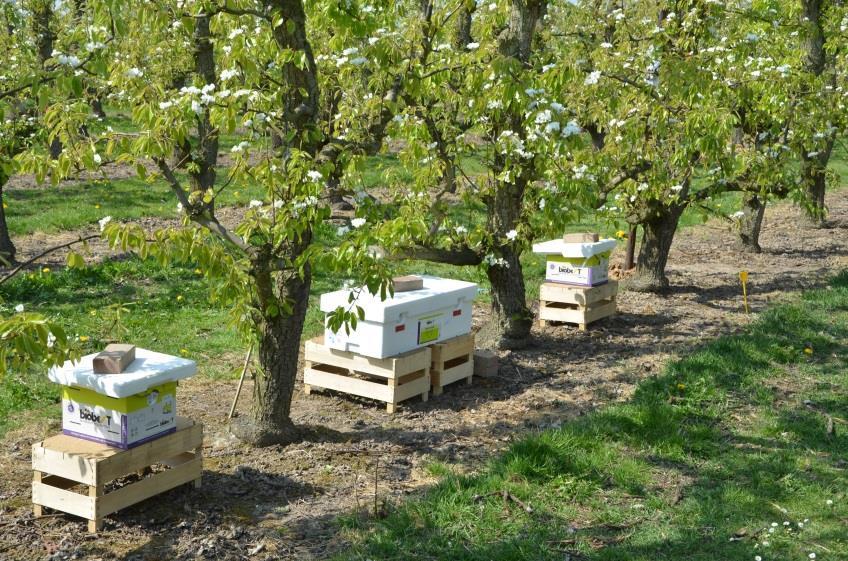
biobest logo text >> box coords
[79,408,112,426]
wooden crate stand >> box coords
[538,280,618,331]
[32,417,202,533]
[429,333,475,396]
[303,338,430,413]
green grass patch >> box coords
[336,272,848,561]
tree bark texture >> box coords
[631,203,685,293]
[0,183,16,265]
[737,193,766,253]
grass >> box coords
[335,271,848,561]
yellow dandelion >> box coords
[194,269,202,275]
[42,267,50,273]
[677,383,686,391]
[803,347,813,356]
[79,335,90,342]
[615,230,626,239]
[179,348,189,356]
[176,294,183,301]
[94,204,101,209]
[2,202,7,209]
[233,191,240,197]
[89,310,96,316]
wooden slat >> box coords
[539,281,618,307]
[392,373,431,403]
[430,333,474,365]
[539,299,616,325]
[97,420,201,484]
[32,483,95,519]
[96,457,202,518]
[305,339,430,379]
[432,360,473,389]
[39,474,83,491]
[304,367,394,402]
[32,443,102,486]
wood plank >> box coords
[95,419,201,484]
[539,281,618,306]
[32,444,102,486]
[305,340,430,379]
[563,232,599,243]
[430,333,474,365]
[304,368,393,403]
[96,457,202,518]
[539,299,615,326]
[40,474,83,491]
[432,360,473,389]
[32,482,95,519]
[392,374,431,403]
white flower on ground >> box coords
[14,304,24,313]
[584,70,601,85]
[755,556,762,561]
[351,217,366,228]
[98,216,112,231]
[466,42,480,50]
[826,499,833,505]
[809,554,816,560]
[731,211,745,219]
[505,229,518,241]
[248,200,263,208]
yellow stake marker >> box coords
[739,271,749,314]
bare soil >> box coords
[1,191,847,561]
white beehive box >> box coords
[47,348,196,449]
[320,276,477,359]
[532,238,617,286]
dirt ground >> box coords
[1,191,847,561]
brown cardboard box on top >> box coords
[92,344,136,374]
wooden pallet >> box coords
[303,338,431,413]
[32,417,202,533]
[538,280,618,330]
[429,333,475,396]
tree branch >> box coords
[0,235,98,287]
[381,245,482,266]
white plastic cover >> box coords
[48,348,197,398]
[532,238,617,258]
[319,275,478,324]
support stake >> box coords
[228,344,254,419]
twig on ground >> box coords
[473,489,533,513]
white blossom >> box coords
[505,229,518,241]
[336,226,350,236]
[93,153,102,165]
[351,217,367,228]
[349,57,368,66]
[98,216,112,231]
[584,70,601,85]
[307,170,323,181]
[14,304,24,313]
[248,200,263,208]
[466,42,480,50]
[125,67,143,78]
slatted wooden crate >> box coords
[303,338,430,413]
[429,333,475,396]
[32,417,202,533]
[538,280,618,331]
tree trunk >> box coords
[737,194,766,253]
[0,184,15,266]
[624,224,637,270]
[480,246,532,350]
[233,264,312,446]
[799,0,832,225]
[630,205,684,293]
[800,149,831,227]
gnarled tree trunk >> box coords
[737,193,766,253]
[480,245,532,349]
[235,263,313,446]
[630,204,685,293]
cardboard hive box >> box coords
[532,238,617,286]
[320,275,478,359]
[48,348,196,449]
